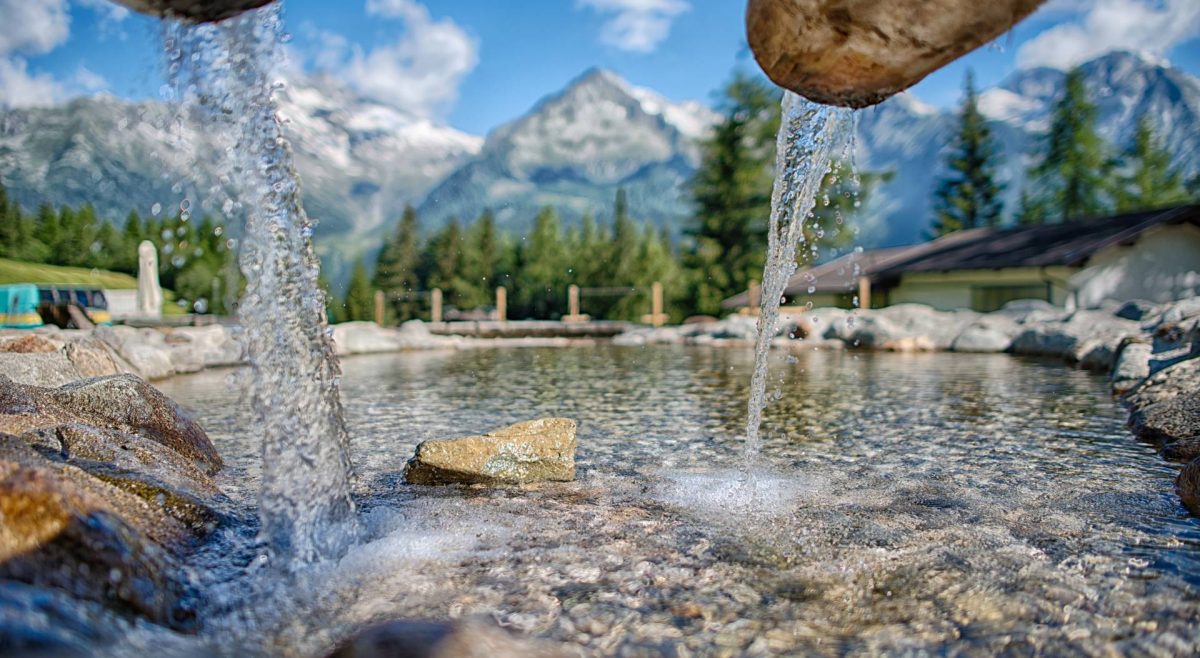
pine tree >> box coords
[343,258,375,321]
[1027,68,1111,222]
[373,206,423,322]
[34,203,61,262]
[683,72,778,316]
[458,209,499,310]
[803,162,889,265]
[1114,117,1190,212]
[1016,189,1050,225]
[514,207,567,319]
[0,182,18,257]
[931,71,1005,236]
[424,218,472,310]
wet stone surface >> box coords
[136,347,1200,657]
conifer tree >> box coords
[424,218,472,310]
[1026,68,1111,221]
[514,207,567,319]
[683,73,778,316]
[34,203,61,262]
[0,182,18,257]
[931,71,1004,236]
[343,258,375,321]
[1115,117,1190,212]
[803,162,889,265]
[458,209,499,310]
[373,206,423,321]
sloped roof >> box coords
[720,204,1200,309]
[875,205,1200,276]
[720,234,980,309]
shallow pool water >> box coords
[141,347,1200,657]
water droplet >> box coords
[151,203,162,217]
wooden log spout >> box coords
[747,0,1047,108]
[109,0,275,23]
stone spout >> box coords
[747,0,1046,108]
[109,0,274,22]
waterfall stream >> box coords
[165,6,357,567]
[744,92,853,464]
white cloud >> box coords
[301,1,478,120]
[577,0,689,53]
[74,0,131,23]
[0,0,71,56]
[0,0,71,107]
[0,58,65,107]
[1017,0,1200,70]
[72,65,107,92]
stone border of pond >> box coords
[0,297,1197,653]
[2,299,1198,514]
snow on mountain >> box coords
[2,52,1196,276]
[856,50,1200,247]
[0,74,481,278]
[418,68,718,232]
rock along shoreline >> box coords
[0,297,1198,654]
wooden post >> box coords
[495,286,507,322]
[857,276,871,310]
[641,281,669,327]
[373,290,385,326]
[747,280,762,316]
[431,288,443,323]
[563,284,589,323]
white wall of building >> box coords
[1070,224,1200,309]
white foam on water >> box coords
[654,468,828,520]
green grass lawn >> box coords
[0,258,139,289]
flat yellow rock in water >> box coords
[404,418,577,485]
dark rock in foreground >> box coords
[1177,460,1200,515]
[0,372,226,635]
[0,435,197,630]
[327,618,573,658]
[0,374,221,474]
[404,419,577,486]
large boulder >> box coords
[327,618,572,658]
[1130,391,1200,446]
[1010,310,1140,364]
[0,435,197,630]
[951,315,1020,353]
[1125,357,1200,410]
[94,326,176,381]
[21,423,229,533]
[63,336,127,379]
[404,419,577,486]
[333,322,405,355]
[50,375,222,473]
[1111,340,1153,395]
[0,374,222,474]
[1177,459,1200,516]
[0,353,83,387]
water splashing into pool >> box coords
[744,92,853,465]
[164,6,356,567]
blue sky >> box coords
[1,0,1199,135]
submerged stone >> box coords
[404,419,577,486]
[327,618,573,658]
